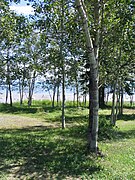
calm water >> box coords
[0,85,134,103]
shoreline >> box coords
[0,90,134,104]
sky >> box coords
[10,0,34,15]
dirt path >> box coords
[0,113,56,129]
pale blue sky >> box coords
[10,0,34,15]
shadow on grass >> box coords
[0,103,38,114]
[0,126,101,179]
[115,129,135,140]
[0,118,134,179]
[98,114,135,122]
[0,121,134,178]
[123,106,135,109]
[0,103,62,115]
[0,103,86,114]
[65,115,88,123]
[117,114,135,121]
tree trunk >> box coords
[5,55,12,106]
[5,87,8,104]
[28,71,36,107]
[83,94,87,107]
[9,83,12,107]
[76,0,99,153]
[99,86,105,108]
[120,86,124,115]
[73,87,76,107]
[28,84,32,107]
[56,83,60,107]
[115,88,119,124]
[52,84,56,108]
[89,68,99,152]
[61,0,65,129]
[106,90,109,105]
[111,82,116,125]
[62,72,65,129]
[76,80,79,107]
[19,79,24,106]
[19,64,26,106]
[118,87,121,115]
[130,95,133,107]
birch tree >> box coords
[75,0,100,153]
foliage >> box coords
[98,116,118,141]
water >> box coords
[0,85,134,104]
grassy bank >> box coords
[0,101,135,179]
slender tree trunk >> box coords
[9,83,12,107]
[130,95,133,107]
[19,81,22,105]
[28,80,32,107]
[56,83,60,107]
[5,87,8,104]
[18,64,26,106]
[76,0,99,153]
[61,0,65,129]
[83,94,87,107]
[76,80,79,107]
[52,84,56,108]
[73,87,76,107]
[115,88,119,124]
[120,86,124,115]
[99,86,105,108]
[111,82,116,125]
[5,84,12,106]
[19,79,24,106]
[5,54,12,106]
[131,82,134,106]
[20,85,24,106]
[28,71,36,107]
[118,87,121,115]
[62,72,65,129]
[106,90,109,105]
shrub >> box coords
[98,116,118,141]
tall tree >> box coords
[75,0,100,152]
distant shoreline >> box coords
[0,90,134,104]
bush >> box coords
[98,116,118,141]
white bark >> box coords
[28,71,36,107]
[76,0,99,152]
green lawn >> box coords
[0,102,135,179]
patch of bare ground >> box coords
[123,108,135,115]
[0,114,60,129]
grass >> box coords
[0,101,135,179]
